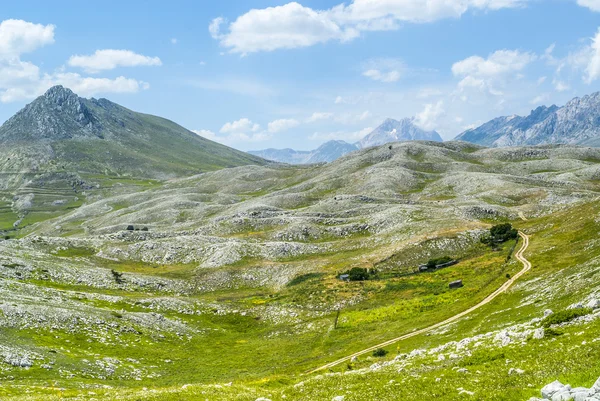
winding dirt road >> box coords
[308,231,531,374]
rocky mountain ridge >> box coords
[455,91,600,147]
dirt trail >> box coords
[308,231,531,374]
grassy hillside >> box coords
[1,141,600,399]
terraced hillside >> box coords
[1,141,600,400]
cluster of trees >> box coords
[481,223,518,246]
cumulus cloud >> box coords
[211,0,527,54]
[452,50,535,78]
[267,118,300,133]
[68,49,162,73]
[414,101,445,131]
[220,118,261,134]
[452,49,535,97]
[210,3,358,55]
[0,19,151,103]
[584,28,600,83]
[0,19,55,57]
[578,0,600,12]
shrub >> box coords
[373,348,388,357]
[541,308,593,328]
[141,227,149,232]
[126,225,134,231]
[111,269,124,284]
[426,256,454,269]
[344,267,370,281]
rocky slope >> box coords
[455,91,600,147]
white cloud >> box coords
[530,93,550,105]
[550,28,600,84]
[171,38,178,44]
[212,3,358,55]
[0,19,54,58]
[307,112,333,122]
[0,19,150,103]
[584,28,600,83]
[553,79,570,92]
[220,118,261,134]
[363,69,401,82]
[192,129,218,140]
[192,127,271,146]
[452,49,535,97]
[211,1,527,54]
[209,17,225,39]
[267,118,300,133]
[309,126,373,142]
[578,0,600,12]
[68,49,162,73]
[452,50,535,78]
[537,76,547,85]
[414,101,445,131]
[0,72,150,103]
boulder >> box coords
[541,381,567,399]
[533,328,545,339]
[543,309,554,317]
[332,396,345,401]
[587,299,600,310]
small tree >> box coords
[111,269,124,284]
[126,225,135,231]
[345,267,370,281]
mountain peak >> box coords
[359,117,442,148]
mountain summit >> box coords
[359,118,443,148]
[455,91,600,147]
[0,86,265,178]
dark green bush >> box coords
[373,348,388,357]
[481,223,518,245]
[426,256,454,269]
[542,308,593,328]
[344,267,371,281]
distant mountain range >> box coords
[249,140,359,164]
[249,118,442,164]
[455,91,600,147]
[0,85,265,182]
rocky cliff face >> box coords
[455,92,600,147]
[0,86,103,143]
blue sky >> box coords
[1,0,600,151]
